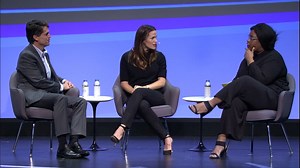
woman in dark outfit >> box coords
[111,25,173,155]
[189,23,289,159]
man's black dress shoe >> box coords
[57,145,82,159]
[69,142,90,157]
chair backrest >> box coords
[9,71,28,120]
[274,73,296,122]
[112,76,180,117]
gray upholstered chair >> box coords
[112,76,180,152]
[246,73,295,157]
[9,71,79,157]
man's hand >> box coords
[63,80,74,90]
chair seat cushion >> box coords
[26,107,53,120]
[151,105,173,117]
[246,109,276,122]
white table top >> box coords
[80,96,113,102]
[182,96,213,102]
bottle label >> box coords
[204,80,211,97]
[204,86,210,97]
[83,86,89,97]
[82,80,89,97]
[94,86,100,97]
[94,80,100,97]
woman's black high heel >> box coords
[110,125,127,144]
[163,135,173,155]
[188,101,213,116]
[209,141,227,159]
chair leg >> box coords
[30,122,36,157]
[50,121,53,150]
[121,129,130,153]
[158,137,162,149]
[12,121,24,152]
[266,123,273,158]
[280,123,293,154]
[250,123,254,155]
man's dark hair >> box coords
[26,20,49,44]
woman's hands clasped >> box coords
[132,85,149,93]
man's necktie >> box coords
[42,52,51,79]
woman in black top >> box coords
[111,25,173,155]
[189,23,289,159]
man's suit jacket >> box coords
[16,44,63,106]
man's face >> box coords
[34,26,51,48]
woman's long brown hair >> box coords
[128,25,157,70]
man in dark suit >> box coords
[16,20,89,159]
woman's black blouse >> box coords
[234,49,289,94]
[119,50,167,90]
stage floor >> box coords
[0,136,299,168]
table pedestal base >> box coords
[189,114,211,152]
[183,97,214,153]
[82,96,113,152]
[189,142,210,152]
[88,101,108,151]
[88,141,108,151]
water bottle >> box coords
[94,79,100,97]
[82,80,89,97]
[204,80,211,98]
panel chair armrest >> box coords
[274,91,295,122]
[274,73,296,122]
[9,71,28,120]
[10,87,28,120]
[163,80,180,115]
[112,76,127,116]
